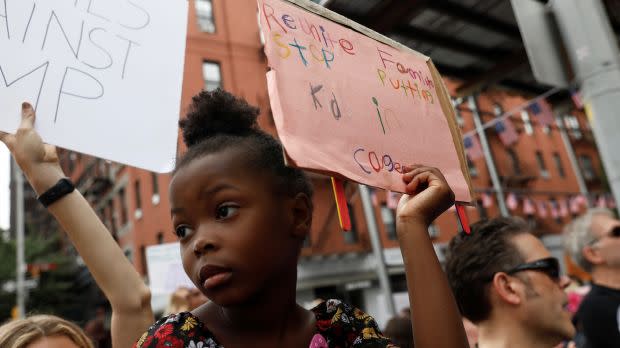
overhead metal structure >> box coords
[320,0,620,98]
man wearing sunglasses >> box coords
[564,208,620,348]
[446,217,575,347]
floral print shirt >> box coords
[134,299,398,348]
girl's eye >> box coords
[215,203,239,220]
[174,225,194,239]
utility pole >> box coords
[468,95,510,217]
[12,158,25,318]
[358,184,396,318]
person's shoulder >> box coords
[312,299,399,347]
[580,284,619,309]
[134,312,217,348]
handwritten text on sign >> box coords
[0,0,188,172]
[260,0,470,202]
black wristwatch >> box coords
[37,178,75,208]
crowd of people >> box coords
[0,89,618,347]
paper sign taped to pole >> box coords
[258,0,473,203]
[0,0,188,173]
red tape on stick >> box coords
[331,177,351,231]
[456,203,471,234]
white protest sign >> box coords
[0,0,188,172]
[146,242,195,295]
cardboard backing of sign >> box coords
[259,0,473,203]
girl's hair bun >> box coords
[180,88,260,147]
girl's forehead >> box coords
[170,151,276,199]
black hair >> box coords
[176,88,313,207]
[445,217,530,323]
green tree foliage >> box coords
[0,230,98,324]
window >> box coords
[553,153,566,178]
[140,245,148,274]
[535,151,550,179]
[151,173,159,195]
[428,223,440,239]
[68,152,77,173]
[195,0,215,33]
[520,110,534,135]
[579,155,596,180]
[124,246,134,263]
[507,148,522,175]
[564,115,582,139]
[203,61,222,92]
[151,173,160,205]
[467,158,478,178]
[119,188,128,226]
[134,180,142,218]
[451,98,465,128]
[108,200,117,235]
[493,103,504,117]
[476,199,488,220]
[381,205,397,240]
[343,203,358,244]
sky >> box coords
[0,146,9,230]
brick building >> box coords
[13,0,610,325]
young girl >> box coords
[1,89,468,348]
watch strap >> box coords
[37,178,75,208]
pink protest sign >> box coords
[259,0,472,203]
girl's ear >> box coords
[290,192,312,239]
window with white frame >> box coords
[564,114,582,139]
[520,110,534,135]
[451,98,465,128]
[493,103,504,117]
[553,152,566,178]
[579,155,596,180]
[195,0,215,33]
[467,158,478,177]
[535,151,550,179]
[381,205,397,240]
[202,61,222,92]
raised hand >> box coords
[397,164,455,227]
[0,103,64,194]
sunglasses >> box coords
[506,257,561,282]
[588,226,620,245]
[609,226,620,238]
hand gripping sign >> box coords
[258,0,473,229]
[0,0,188,172]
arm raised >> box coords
[396,165,469,348]
[1,103,154,347]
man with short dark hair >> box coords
[564,208,620,348]
[446,217,575,347]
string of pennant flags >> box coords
[456,84,619,217]
[370,188,616,219]
[461,86,585,158]
[479,191,617,219]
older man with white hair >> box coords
[564,208,620,348]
